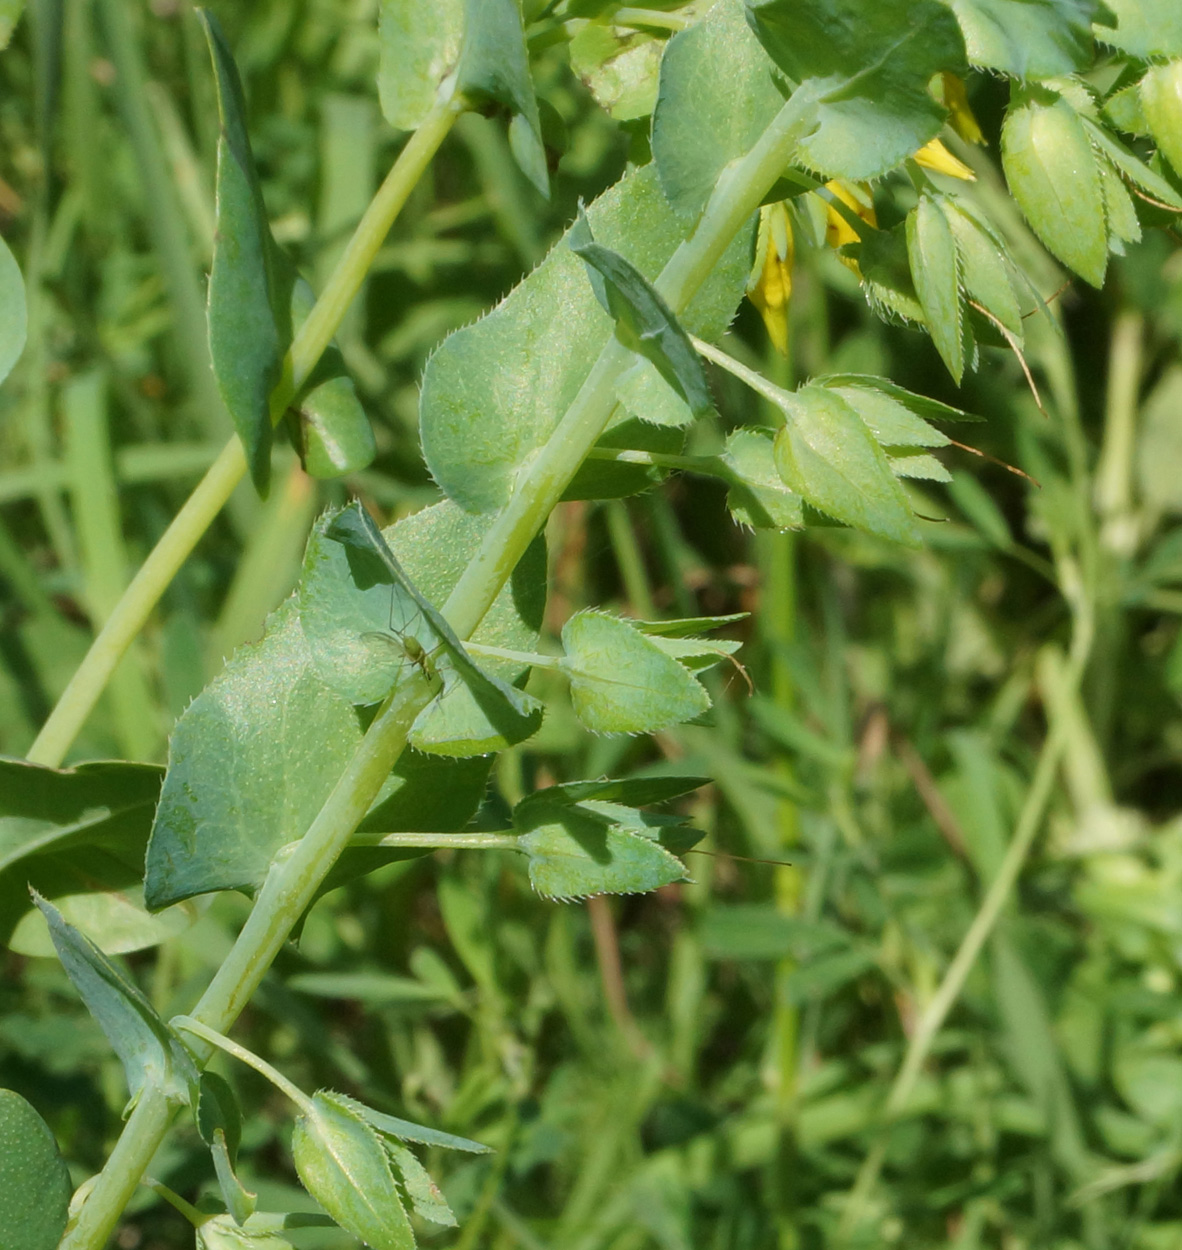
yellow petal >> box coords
[942,72,985,146]
[819,180,875,274]
[913,137,976,181]
[746,203,794,355]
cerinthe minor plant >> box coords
[1,0,1180,1246]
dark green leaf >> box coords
[951,0,1099,75]
[145,599,363,910]
[331,1092,491,1154]
[745,0,967,179]
[773,385,920,545]
[783,947,877,1002]
[420,164,751,513]
[569,209,712,419]
[200,9,292,494]
[456,0,547,197]
[907,195,965,382]
[0,1089,72,1250]
[561,611,711,734]
[0,233,26,386]
[699,905,851,961]
[1001,86,1107,287]
[0,1,25,49]
[514,775,707,822]
[292,1092,413,1250]
[0,758,163,950]
[653,0,784,221]
[32,894,197,1104]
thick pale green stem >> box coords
[27,95,461,768]
[60,86,817,1249]
[443,87,819,639]
[60,678,431,1250]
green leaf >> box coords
[907,195,965,383]
[456,0,547,197]
[0,758,163,950]
[330,1093,491,1154]
[1098,154,1142,251]
[700,904,851,961]
[0,0,26,50]
[560,611,710,735]
[1082,116,1182,211]
[197,1072,256,1224]
[889,451,952,481]
[773,385,921,545]
[1093,0,1182,57]
[745,0,967,180]
[569,208,712,419]
[815,373,980,425]
[287,280,374,479]
[292,1092,414,1250]
[0,1089,71,1250]
[564,419,682,500]
[0,233,26,386]
[32,894,197,1104]
[614,357,694,429]
[653,0,785,221]
[145,599,363,910]
[323,503,543,755]
[569,23,663,122]
[420,164,751,513]
[943,200,1024,336]
[1141,61,1182,178]
[515,797,692,901]
[385,1143,457,1227]
[950,0,1099,75]
[515,775,708,816]
[823,384,952,448]
[200,9,292,494]
[1001,86,1107,288]
[377,0,463,131]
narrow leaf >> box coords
[561,611,710,735]
[773,385,921,545]
[32,894,197,1103]
[292,1092,413,1250]
[0,1089,71,1250]
[331,1093,491,1154]
[570,209,712,419]
[0,233,26,386]
[200,9,292,493]
[825,386,950,449]
[1082,115,1182,210]
[907,195,965,382]
[1141,61,1182,178]
[944,201,1023,337]
[385,1142,457,1227]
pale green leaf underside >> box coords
[952,0,1099,75]
[377,0,463,131]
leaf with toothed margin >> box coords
[722,429,805,531]
[907,195,965,383]
[513,784,702,900]
[560,611,711,735]
[773,384,921,545]
[420,164,752,514]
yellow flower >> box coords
[746,202,794,356]
[942,72,985,145]
[821,180,876,274]
[912,138,976,181]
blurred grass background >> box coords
[4,2,1182,1247]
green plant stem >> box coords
[26,94,461,768]
[60,677,432,1250]
[837,646,1087,1242]
[443,86,820,641]
[171,1017,312,1111]
[350,830,521,850]
[61,85,817,1247]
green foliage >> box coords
[4,0,1182,1247]
[0,1089,72,1250]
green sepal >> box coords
[32,893,198,1106]
[569,208,713,419]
